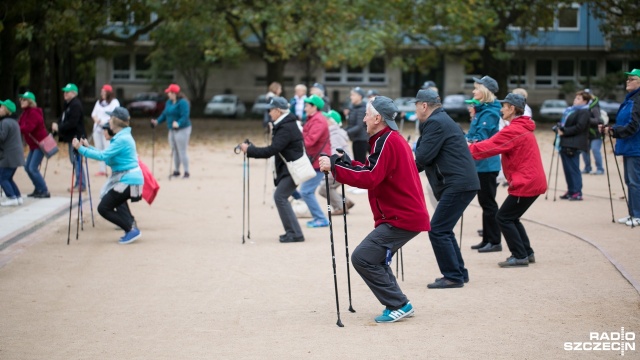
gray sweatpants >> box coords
[351,223,420,309]
[169,126,191,174]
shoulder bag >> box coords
[279,148,316,185]
[29,133,59,158]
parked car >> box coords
[599,100,621,123]
[539,99,568,121]
[203,94,246,118]
[251,95,272,117]
[126,92,166,117]
[443,94,471,120]
[394,97,417,123]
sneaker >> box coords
[568,193,583,201]
[528,253,536,263]
[590,170,604,175]
[26,191,37,197]
[427,277,464,289]
[478,243,502,253]
[33,192,51,199]
[17,197,23,205]
[625,218,640,227]
[279,234,305,243]
[470,241,488,250]
[119,228,141,244]
[581,169,590,174]
[617,216,631,224]
[171,171,180,177]
[374,302,414,323]
[306,219,329,228]
[559,192,570,200]
[0,198,19,207]
[183,172,190,179]
[498,256,529,268]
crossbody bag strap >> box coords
[308,136,330,163]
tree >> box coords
[586,0,640,56]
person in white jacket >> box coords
[91,84,120,176]
[317,110,354,215]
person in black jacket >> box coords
[240,97,305,243]
[557,90,591,201]
[346,87,368,163]
[52,83,87,191]
[413,89,480,289]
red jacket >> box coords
[303,111,331,169]
[469,116,547,197]
[333,127,430,232]
[19,107,48,150]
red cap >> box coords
[165,84,180,93]
[102,84,113,92]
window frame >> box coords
[323,58,387,85]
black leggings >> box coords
[98,187,134,232]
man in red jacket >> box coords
[319,96,430,323]
[468,93,547,267]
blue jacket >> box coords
[157,98,191,129]
[465,100,501,172]
[289,96,307,122]
[78,127,143,185]
[612,88,640,157]
[415,108,480,200]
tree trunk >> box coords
[266,59,286,89]
[0,25,17,99]
[481,38,509,99]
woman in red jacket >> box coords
[469,93,547,268]
[18,92,50,198]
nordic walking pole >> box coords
[247,155,251,240]
[168,133,175,181]
[400,247,404,281]
[242,152,247,244]
[601,131,615,222]
[324,169,344,327]
[151,122,156,177]
[84,155,95,227]
[67,152,76,245]
[43,157,49,180]
[459,213,464,248]
[76,154,83,238]
[608,132,633,227]
[545,141,556,200]
[553,147,560,201]
[340,175,355,312]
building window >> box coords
[557,4,579,30]
[629,60,640,71]
[323,58,387,85]
[463,59,482,87]
[509,59,527,87]
[579,60,597,78]
[606,60,623,74]
[535,59,553,86]
[557,59,575,85]
[111,53,173,82]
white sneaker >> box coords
[626,218,640,227]
[17,197,23,205]
[1,198,19,206]
[618,216,631,224]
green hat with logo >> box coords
[19,91,36,102]
[323,110,342,125]
[0,99,17,113]
[61,83,79,92]
[625,69,640,77]
[304,94,325,110]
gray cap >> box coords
[101,123,111,130]
[312,82,325,94]
[421,80,437,89]
[371,96,399,131]
[472,75,499,94]
[499,93,526,109]
[366,89,379,97]
[267,96,289,110]
[106,107,130,122]
[411,89,441,104]
[352,87,365,98]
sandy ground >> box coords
[0,119,639,359]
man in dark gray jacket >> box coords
[346,87,368,163]
[414,89,480,289]
[0,100,25,206]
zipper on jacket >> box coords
[376,199,386,219]
[435,164,446,184]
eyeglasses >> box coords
[627,77,639,82]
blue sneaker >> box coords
[374,302,414,323]
[119,228,141,244]
[306,219,329,228]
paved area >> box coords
[1,120,638,359]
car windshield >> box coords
[444,95,466,105]
[212,96,235,104]
[133,93,157,101]
[543,100,567,108]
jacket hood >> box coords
[511,116,535,131]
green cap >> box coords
[625,69,640,77]
[304,94,325,110]
[19,91,36,102]
[465,99,481,106]
[61,83,79,92]
[0,99,17,113]
[323,110,342,125]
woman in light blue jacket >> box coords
[467,76,502,253]
[151,83,192,178]
[73,107,143,244]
